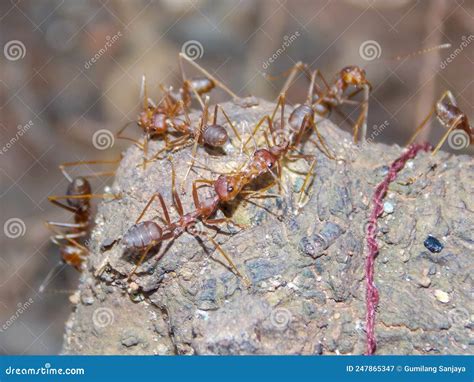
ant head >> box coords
[152,113,168,135]
[67,177,91,208]
[214,175,241,202]
[253,149,277,171]
[341,66,368,87]
[202,124,228,147]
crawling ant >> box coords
[42,159,120,290]
[146,95,241,164]
[276,62,371,144]
[407,90,472,155]
[122,160,246,282]
[117,54,240,166]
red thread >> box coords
[365,142,431,355]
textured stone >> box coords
[61,99,473,355]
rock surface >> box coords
[62,98,473,355]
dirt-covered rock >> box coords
[61,98,473,355]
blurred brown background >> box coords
[0,0,472,354]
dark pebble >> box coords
[424,235,444,253]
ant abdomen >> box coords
[289,104,314,131]
[123,221,163,250]
[188,77,215,95]
[202,124,228,147]
[67,177,92,209]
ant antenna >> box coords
[38,261,65,293]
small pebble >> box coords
[416,275,431,288]
[434,289,450,303]
[69,291,80,305]
[383,202,394,214]
[121,335,139,347]
[424,235,444,253]
[81,295,95,305]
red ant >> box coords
[275,62,371,144]
[122,160,246,282]
[117,54,240,166]
[407,90,472,155]
[43,159,120,290]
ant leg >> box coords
[407,90,457,146]
[360,84,370,142]
[297,158,317,207]
[442,90,457,106]
[179,53,239,99]
[116,121,145,149]
[48,221,87,229]
[203,217,246,230]
[181,97,210,191]
[59,158,121,182]
[240,181,280,199]
[218,105,242,143]
[204,234,249,285]
[45,222,88,252]
[135,192,169,225]
[48,193,119,206]
[432,115,464,155]
[242,93,286,151]
[314,70,331,92]
[169,159,184,216]
[128,244,154,281]
[140,74,149,110]
[145,135,192,164]
[407,107,436,146]
[278,62,310,96]
[242,114,273,152]
[308,118,334,159]
[351,85,370,143]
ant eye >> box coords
[227,185,234,193]
[267,162,273,168]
